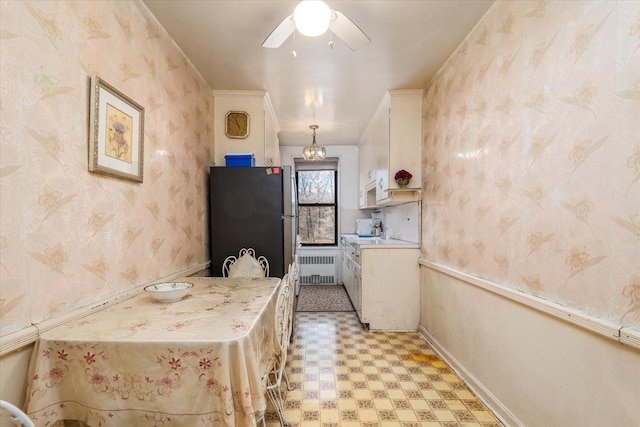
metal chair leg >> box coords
[266,384,289,426]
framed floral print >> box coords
[88,75,144,182]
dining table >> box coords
[24,276,281,427]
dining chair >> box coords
[264,274,291,427]
[222,248,269,277]
[0,400,35,427]
[285,261,298,347]
[280,261,299,392]
[289,257,299,289]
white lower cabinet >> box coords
[358,248,420,330]
[346,259,361,319]
[342,244,362,318]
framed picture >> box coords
[88,75,144,182]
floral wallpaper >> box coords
[422,0,639,329]
[0,1,214,336]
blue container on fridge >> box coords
[225,153,255,167]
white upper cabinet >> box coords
[359,89,423,208]
[358,143,375,208]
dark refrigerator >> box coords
[209,166,297,278]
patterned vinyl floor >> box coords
[264,310,503,427]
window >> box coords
[295,158,338,246]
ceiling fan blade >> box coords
[329,10,370,51]
[262,14,295,48]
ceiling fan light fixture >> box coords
[262,1,369,51]
[302,124,326,160]
[294,1,331,37]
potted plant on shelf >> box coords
[394,169,412,188]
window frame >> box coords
[295,167,338,247]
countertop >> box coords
[341,234,420,249]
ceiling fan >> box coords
[262,0,370,52]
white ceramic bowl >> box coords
[144,282,193,303]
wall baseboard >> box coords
[0,261,210,356]
[418,325,523,427]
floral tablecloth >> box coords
[24,277,281,427]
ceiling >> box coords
[142,0,495,146]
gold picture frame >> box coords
[88,75,144,182]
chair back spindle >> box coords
[222,247,269,278]
[0,400,35,427]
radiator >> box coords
[298,252,338,285]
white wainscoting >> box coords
[418,259,640,427]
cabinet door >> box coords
[358,135,375,208]
[375,169,388,202]
[343,255,353,298]
[359,143,374,185]
[359,248,420,330]
[388,90,422,189]
[345,257,360,318]
[352,262,361,318]
[347,263,354,299]
[341,248,348,285]
[358,143,368,207]
[375,98,390,202]
[359,188,366,209]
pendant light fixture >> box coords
[302,124,326,160]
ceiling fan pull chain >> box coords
[292,29,297,57]
[329,30,334,49]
